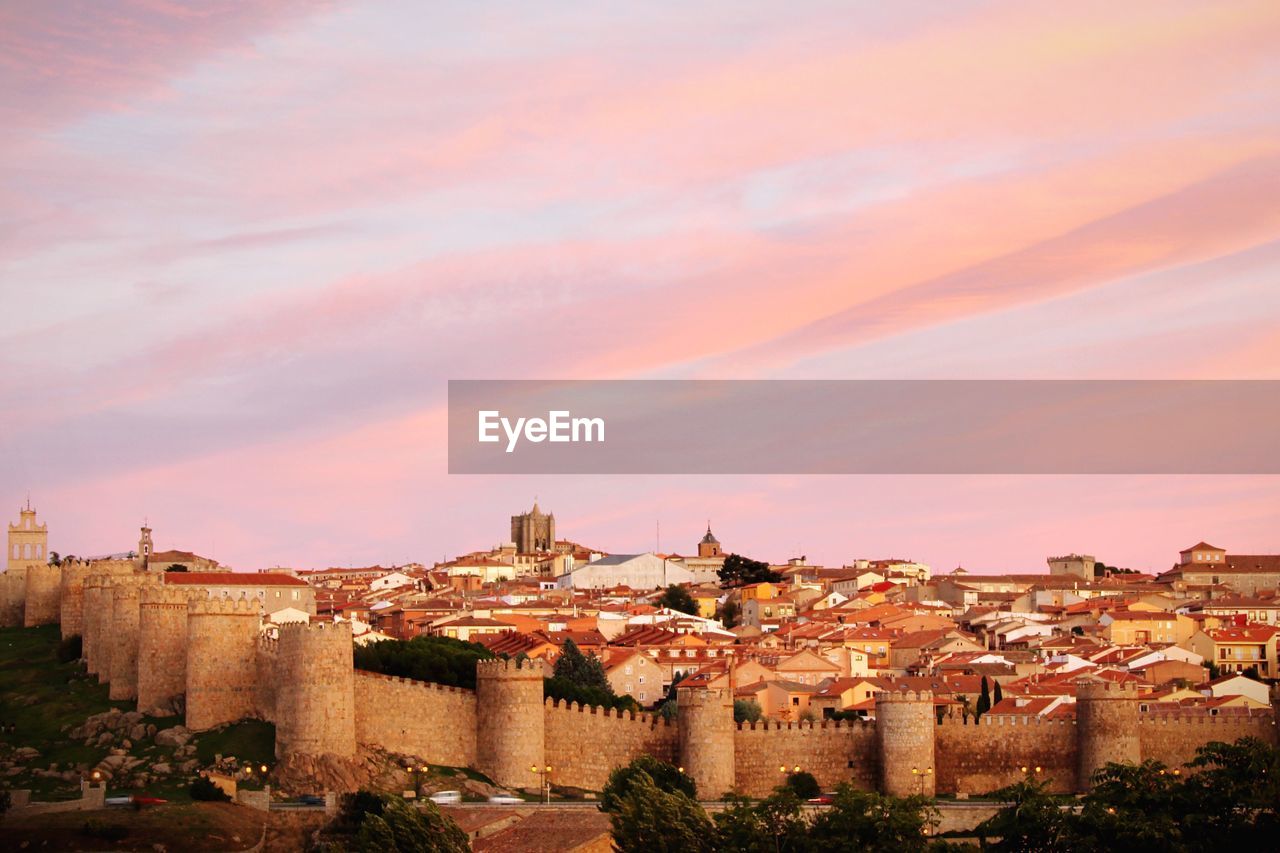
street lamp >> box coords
[1020,765,1043,777]
[911,766,933,796]
[530,765,553,804]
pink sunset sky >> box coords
[2,1,1279,574]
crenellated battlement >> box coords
[875,688,933,703]
[736,717,874,732]
[1076,678,1140,700]
[543,697,671,728]
[140,585,197,606]
[188,593,261,616]
[476,657,542,678]
[356,669,474,695]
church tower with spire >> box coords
[7,500,48,572]
[698,523,721,558]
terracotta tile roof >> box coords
[163,571,307,586]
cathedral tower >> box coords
[510,502,556,553]
[8,503,47,571]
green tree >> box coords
[974,777,1070,853]
[807,785,936,852]
[553,638,610,691]
[734,698,763,724]
[609,772,716,853]
[601,756,697,813]
[1180,737,1280,848]
[993,680,1003,706]
[353,634,494,689]
[976,675,991,720]
[354,796,469,853]
[785,770,820,799]
[717,553,783,588]
[1074,760,1183,852]
[659,584,699,616]
[718,600,741,629]
[712,790,810,853]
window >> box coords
[625,665,633,675]
[638,676,645,684]
[792,697,800,706]
[639,692,646,701]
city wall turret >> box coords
[0,566,28,627]
[876,689,936,797]
[58,560,92,639]
[185,594,262,731]
[22,564,62,628]
[137,585,197,715]
[108,575,157,700]
[275,621,356,759]
[475,658,545,789]
[1076,679,1140,790]
[81,575,108,675]
[678,685,736,798]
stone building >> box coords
[511,502,556,553]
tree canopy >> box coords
[352,634,494,689]
[717,553,782,588]
[659,584,699,615]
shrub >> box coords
[601,756,697,813]
[733,699,762,723]
[189,776,231,802]
[785,770,821,799]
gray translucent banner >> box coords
[448,380,1280,474]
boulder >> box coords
[152,763,171,775]
[155,726,191,748]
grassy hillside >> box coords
[0,625,273,802]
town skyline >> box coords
[7,493,1276,577]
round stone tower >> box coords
[1075,679,1140,791]
[59,559,94,640]
[137,585,196,715]
[185,594,262,731]
[875,689,936,797]
[275,620,356,759]
[107,577,153,700]
[81,575,107,675]
[23,563,62,628]
[475,658,545,789]
[677,685,736,799]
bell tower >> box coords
[7,501,48,571]
[137,524,153,570]
[698,523,721,558]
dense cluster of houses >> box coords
[281,527,1279,720]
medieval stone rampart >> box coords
[137,585,198,715]
[935,713,1078,794]
[353,671,478,767]
[1076,679,1140,789]
[275,621,356,759]
[475,658,546,789]
[107,575,158,701]
[0,566,28,627]
[545,698,678,792]
[185,595,262,731]
[734,718,877,798]
[876,689,936,797]
[22,563,62,627]
[678,686,736,798]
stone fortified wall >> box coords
[475,658,546,789]
[678,686,737,798]
[108,575,158,701]
[0,566,28,627]
[275,621,356,759]
[734,718,878,798]
[22,563,62,628]
[185,595,262,731]
[137,585,198,715]
[877,689,937,796]
[10,575,1280,798]
[353,671,478,768]
[545,699,678,793]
